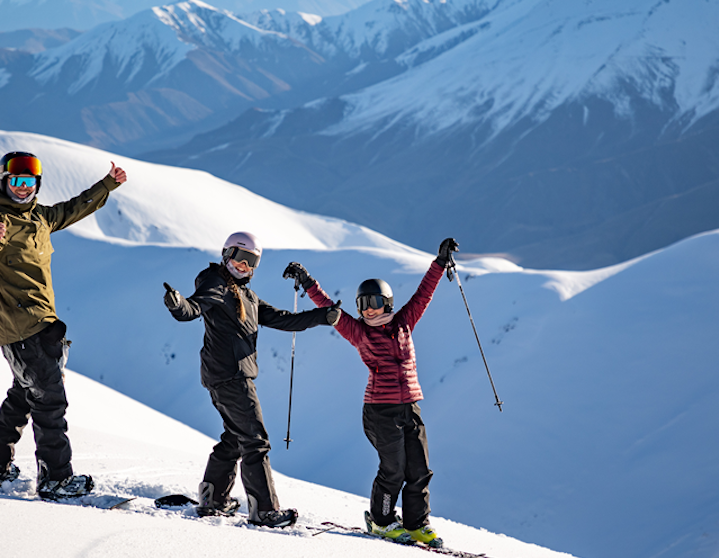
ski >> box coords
[315,521,489,558]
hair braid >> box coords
[220,266,247,322]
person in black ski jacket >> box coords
[163,231,341,527]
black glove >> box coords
[163,282,181,311]
[436,238,459,268]
[326,300,342,326]
[283,262,316,290]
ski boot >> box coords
[364,511,414,544]
[0,463,20,483]
[196,481,240,517]
[407,524,444,548]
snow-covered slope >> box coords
[0,130,417,255]
[1,129,719,558]
[30,2,295,94]
[1,367,564,558]
[320,0,719,136]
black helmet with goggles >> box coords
[356,278,394,314]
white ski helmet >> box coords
[222,232,262,268]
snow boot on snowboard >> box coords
[247,494,298,527]
[36,460,94,500]
[196,481,240,517]
[0,463,20,483]
[37,474,94,500]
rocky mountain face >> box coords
[0,0,485,152]
[2,0,718,269]
[146,0,719,269]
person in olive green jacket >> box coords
[0,151,127,499]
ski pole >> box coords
[447,256,504,412]
[284,277,300,448]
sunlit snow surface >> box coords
[0,129,718,558]
[0,367,574,558]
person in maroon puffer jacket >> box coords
[283,238,458,547]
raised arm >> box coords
[41,163,127,232]
[283,261,362,345]
[398,238,458,330]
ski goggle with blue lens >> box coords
[357,294,387,312]
[9,176,38,188]
[222,246,260,268]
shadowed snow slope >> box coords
[0,130,718,558]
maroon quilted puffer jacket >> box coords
[307,261,444,404]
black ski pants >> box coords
[0,322,72,481]
[363,402,433,531]
[203,377,279,511]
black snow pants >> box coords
[363,402,433,531]
[203,377,279,511]
[0,321,72,480]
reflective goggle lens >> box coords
[9,176,37,188]
[357,294,386,311]
[224,246,260,268]
[5,156,42,176]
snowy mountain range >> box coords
[147,0,719,269]
[1,129,717,558]
[1,0,718,268]
[0,0,365,32]
[0,0,488,153]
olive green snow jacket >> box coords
[0,174,121,345]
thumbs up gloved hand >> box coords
[163,282,181,311]
[326,300,342,326]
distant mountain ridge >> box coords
[1,0,718,269]
[147,0,719,269]
[0,0,367,32]
[0,0,489,153]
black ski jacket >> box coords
[169,263,329,388]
